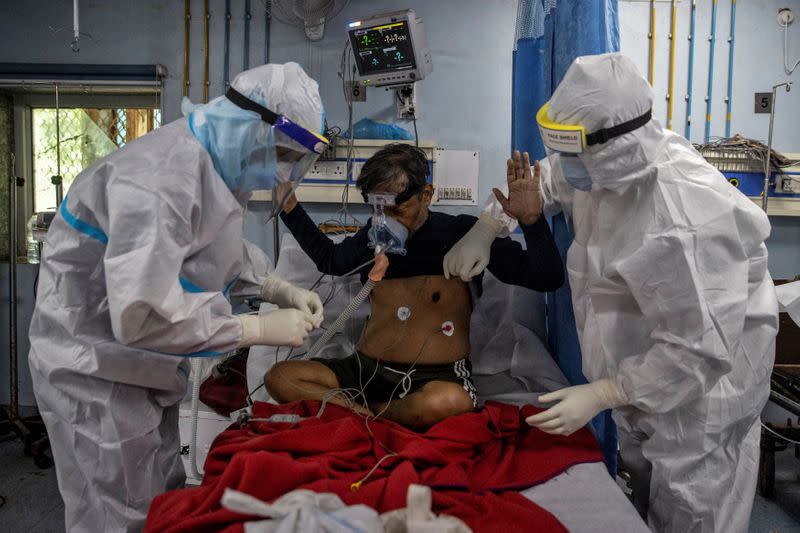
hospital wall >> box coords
[0,0,517,407]
[242,0,519,260]
[618,0,800,278]
[0,0,799,407]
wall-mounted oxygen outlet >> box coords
[778,8,794,27]
[395,85,417,120]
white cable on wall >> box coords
[784,22,800,75]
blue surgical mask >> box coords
[559,155,593,191]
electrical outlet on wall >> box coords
[780,174,800,194]
[306,161,347,181]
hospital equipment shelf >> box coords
[251,139,436,205]
[701,151,800,216]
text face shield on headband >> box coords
[536,102,588,154]
[226,87,329,217]
[367,193,408,256]
[536,101,653,155]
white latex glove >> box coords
[442,214,504,282]
[261,275,323,323]
[525,378,628,436]
[237,309,316,348]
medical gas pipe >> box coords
[667,0,677,130]
[243,0,251,70]
[724,0,737,138]
[183,0,190,98]
[705,0,719,143]
[223,0,231,90]
[685,0,697,139]
[648,0,656,86]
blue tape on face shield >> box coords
[367,193,408,256]
[559,154,593,191]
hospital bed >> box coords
[180,232,647,532]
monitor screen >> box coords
[349,20,417,76]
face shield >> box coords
[536,101,653,155]
[537,102,589,154]
[537,100,652,191]
[225,87,329,217]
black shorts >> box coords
[313,351,478,407]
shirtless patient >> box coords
[265,143,564,429]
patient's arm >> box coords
[485,217,565,291]
[280,202,374,276]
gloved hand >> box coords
[525,378,628,436]
[237,309,317,348]
[261,275,323,321]
[443,214,504,281]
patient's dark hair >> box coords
[356,143,428,203]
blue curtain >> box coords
[511,0,620,474]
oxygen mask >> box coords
[367,193,408,256]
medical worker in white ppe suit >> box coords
[28,62,328,532]
[443,53,777,532]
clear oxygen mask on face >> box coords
[367,193,408,256]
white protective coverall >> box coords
[448,53,778,532]
[28,63,324,532]
[776,280,800,326]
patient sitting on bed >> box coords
[265,143,564,429]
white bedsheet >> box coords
[244,232,647,532]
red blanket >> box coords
[146,400,602,532]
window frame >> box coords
[7,86,163,259]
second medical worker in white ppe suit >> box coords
[444,53,778,532]
[28,62,328,532]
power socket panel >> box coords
[306,161,347,182]
[780,175,800,194]
[305,160,365,183]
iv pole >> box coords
[762,82,792,213]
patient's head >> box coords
[356,143,433,234]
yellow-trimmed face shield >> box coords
[536,102,587,154]
[536,100,654,154]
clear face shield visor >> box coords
[225,87,329,217]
